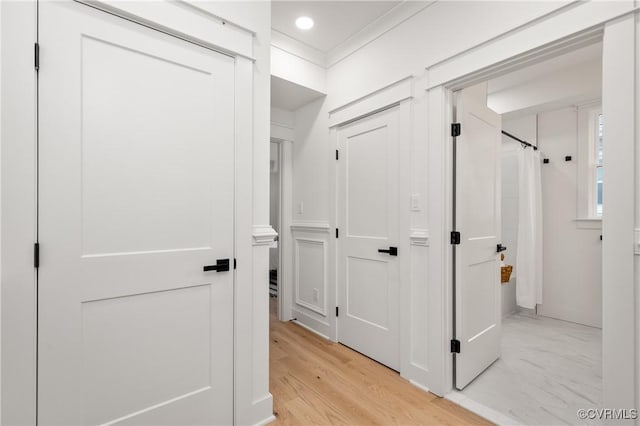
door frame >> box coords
[426,16,638,409]
[0,1,268,424]
[334,105,402,369]
[330,88,413,373]
[269,136,294,321]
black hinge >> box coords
[336,149,339,160]
[336,228,339,238]
[451,339,461,353]
[335,306,339,317]
[450,231,461,245]
[451,122,461,137]
[34,43,40,71]
[34,243,40,268]
[234,258,237,269]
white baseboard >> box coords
[445,391,522,426]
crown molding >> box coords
[327,1,436,68]
[271,29,327,68]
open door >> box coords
[453,83,502,390]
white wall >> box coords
[288,97,335,338]
[488,58,602,117]
[327,1,569,110]
[285,0,638,399]
[501,111,602,328]
[271,106,295,129]
[535,107,602,328]
[293,98,331,223]
[271,44,326,94]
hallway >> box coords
[269,299,491,425]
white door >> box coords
[453,83,502,389]
[38,2,235,424]
[337,107,400,370]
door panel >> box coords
[454,83,502,390]
[338,108,400,371]
[38,2,235,424]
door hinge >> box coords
[234,258,237,269]
[451,122,461,137]
[336,228,339,238]
[34,242,40,268]
[336,149,339,160]
[450,231,461,245]
[336,306,339,317]
[451,339,461,353]
[34,43,40,71]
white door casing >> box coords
[337,107,400,371]
[453,83,502,389]
[38,2,235,424]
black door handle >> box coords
[204,258,230,272]
[496,244,507,253]
[378,247,398,256]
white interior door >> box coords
[453,83,502,390]
[337,107,400,371]
[38,2,235,424]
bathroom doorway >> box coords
[449,42,604,425]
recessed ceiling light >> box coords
[295,16,314,30]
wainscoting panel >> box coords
[294,238,327,316]
[290,222,334,338]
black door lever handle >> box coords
[204,258,230,272]
[496,244,507,253]
[378,247,398,256]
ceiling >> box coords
[488,42,603,95]
[271,1,401,53]
[271,76,326,111]
[487,42,603,116]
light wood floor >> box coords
[269,298,492,425]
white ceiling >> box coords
[487,42,603,116]
[272,1,401,53]
[271,75,326,111]
[488,42,603,95]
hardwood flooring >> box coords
[269,298,492,425]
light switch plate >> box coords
[410,194,421,212]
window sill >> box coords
[574,218,602,230]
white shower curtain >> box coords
[516,148,543,309]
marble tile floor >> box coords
[457,311,602,425]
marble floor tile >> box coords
[458,311,602,426]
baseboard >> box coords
[252,414,276,426]
[409,379,430,394]
[290,307,332,340]
[291,318,331,341]
[445,391,522,426]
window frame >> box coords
[587,107,603,218]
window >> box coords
[575,103,602,227]
[592,112,603,217]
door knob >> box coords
[378,247,398,256]
[203,258,230,272]
[496,244,507,253]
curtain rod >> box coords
[501,130,538,151]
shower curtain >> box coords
[516,148,543,309]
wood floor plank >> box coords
[269,298,492,425]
